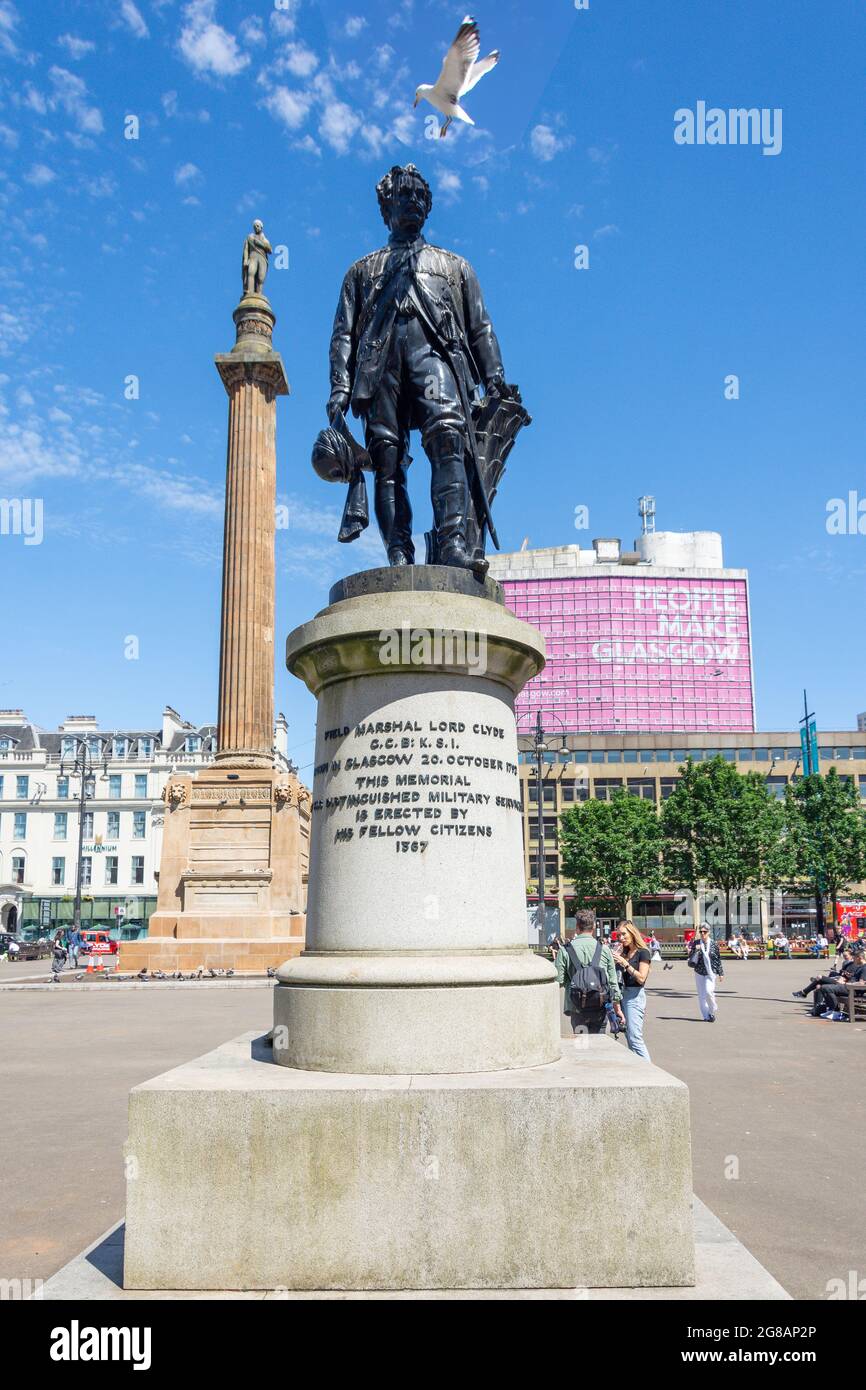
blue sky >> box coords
[1,0,864,778]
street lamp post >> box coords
[59,738,105,938]
[518,711,570,945]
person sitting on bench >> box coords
[793,943,864,1016]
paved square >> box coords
[0,960,861,1299]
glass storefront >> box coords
[19,897,157,941]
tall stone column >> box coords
[215,296,289,766]
[119,285,309,976]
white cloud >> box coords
[178,0,250,78]
[84,173,117,198]
[345,17,367,38]
[174,161,202,185]
[269,1,300,37]
[294,133,321,156]
[282,42,319,78]
[438,170,462,203]
[593,224,620,238]
[0,123,18,147]
[57,34,96,60]
[530,124,572,163]
[239,15,265,46]
[24,163,55,186]
[0,0,20,58]
[319,100,360,155]
[263,86,312,131]
[473,175,489,194]
[48,67,104,134]
[119,0,149,39]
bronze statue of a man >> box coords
[326,164,521,571]
[242,219,272,297]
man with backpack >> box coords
[556,909,625,1035]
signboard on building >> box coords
[39,898,52,928]
[504,573,754,733]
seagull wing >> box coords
[461,49,499,95]
[435,16,480,101]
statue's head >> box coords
[252,219,264,234]
[376,164,432,237]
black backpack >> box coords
[566,939,609,1011]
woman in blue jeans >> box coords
[611,920,652,1061]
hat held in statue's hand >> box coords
[311,409,372,484]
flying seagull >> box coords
[414,15,499,139]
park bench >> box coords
[841,982,866,1027]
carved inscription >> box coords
[312,718,522,852]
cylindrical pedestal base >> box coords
[281,570,555,1075]
[274,950,559,1073]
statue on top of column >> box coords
[242,220,272,298]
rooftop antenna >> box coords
[638,495,656,536]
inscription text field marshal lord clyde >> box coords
[312,718,522,852]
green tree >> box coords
[784,768,866,930]
[559,789,663,918]
[660,756,788,938]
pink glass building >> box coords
[488,532,755,734]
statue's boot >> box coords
[372,443,414,566]
[429,431,473,570]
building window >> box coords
[138,737,153,759]
[528,818,558,842]
[0,738,11,752]
[107,811,120,838]
[134,774,148,799]
[51,856,65,886]
[132,810,146,839]
[859,777,866,800]
[16,775,29,799]
[57,776,69,799]
[593,778,623,802]
[53,812,68,839]
[82,811,94,838]
[185,736,202,754]
[561,780,589,804]
[627,779,656,801]
[81,856,92,887]
[738,749,754,762]
[754,748,770,762]
[131,856,145,885]
[13,811,26,838]
[87,738,102,760]
[105,856,118,886]
[527,784,556,805]
[109,775,122,799]
[61,737,75,758]
[766,777,788,801]
[113,737,127,759]
[660,778,678,800]
[11,855,25,884]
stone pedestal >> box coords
[121,765,308,975]
[124,569,696,1290]
[123,1032,695,1291]
[275,568,557,1073]
[119,290,308,975]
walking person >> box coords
[51,933,68,982]
[68,925,82,969]
[611,920,653,1061]
[648,932,662,964]
[555,909,624,1036]
[687,924,724,1022]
